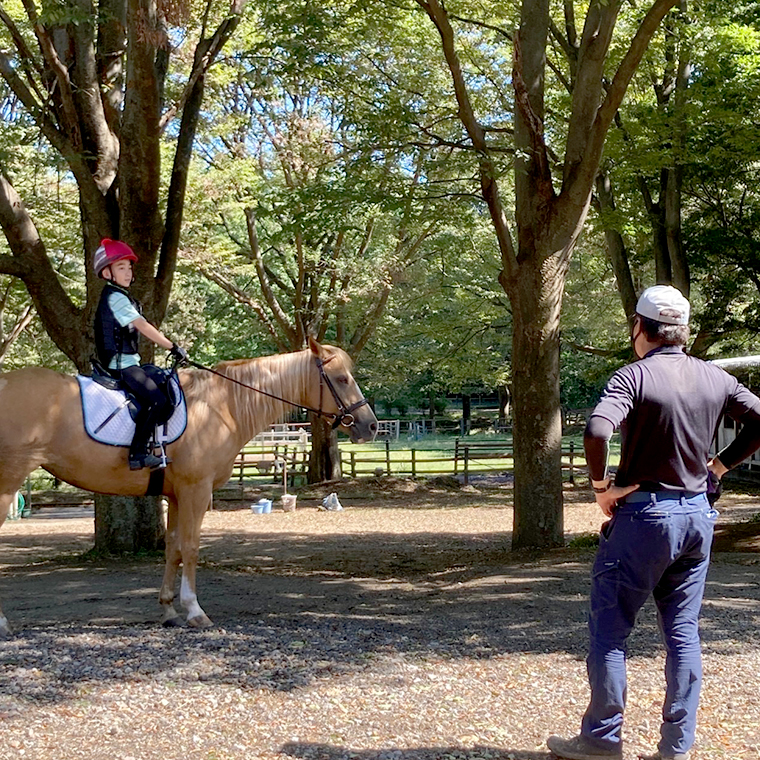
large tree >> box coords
[0,0,245,551]
[414,0,681,547]
[182,1,459,480]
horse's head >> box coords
[308,338,378,444]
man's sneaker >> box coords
[547,734,623,760]
[129,452,164,470]
[639,752,690,760]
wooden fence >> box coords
[341,439,586,484]
[20,439,586,510]
[228,439,586,487]
[230,444,310,487]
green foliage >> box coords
[567,533,600,549]
[4,0,760,419]
[588,4,760,360]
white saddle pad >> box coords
[77,375,187,447]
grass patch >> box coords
[567,532,600,549]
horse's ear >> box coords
[308,336,324,357]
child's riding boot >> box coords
[129,417,162,470]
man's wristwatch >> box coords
[592,480,612,494]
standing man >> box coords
[547,285,760,760]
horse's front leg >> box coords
[176,489,214,628]
[159,496,184,627]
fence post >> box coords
[464,445,470,486]
[351,451,356,478]
[385,439,391,476]
[568,441,575,484]
[454,438,460,473]
[411,449,416,478]
[238,450,245,486]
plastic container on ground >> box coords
[251,498,272,514]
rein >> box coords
[187,357,369,429]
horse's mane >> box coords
[180,346,353,439]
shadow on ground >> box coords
[1,524,758,706]
[281,743,550,759]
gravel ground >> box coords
[0,480,759,760]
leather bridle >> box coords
[315,356,371,429]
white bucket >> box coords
[281,494,297,512]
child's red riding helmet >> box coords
[93,239,138,278]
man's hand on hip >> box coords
[594,483,640,517]
[707,457,728,480]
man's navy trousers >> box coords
[581,491,718,757]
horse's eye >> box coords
[336,375,349,385]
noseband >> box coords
[315,357,370,429]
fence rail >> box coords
[342,440,586,484]
[19,439,586,511]
[231,444,310,487]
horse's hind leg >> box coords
[159,496,184,626]
[0,490,20,637]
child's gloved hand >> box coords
[170,343,189,366]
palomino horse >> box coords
[0,339,377,635]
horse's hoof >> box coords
[162,616,185,628]
[187,614,214,629]
[0,618,12,639]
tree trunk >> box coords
[595,171,638,317]
[308,414,341,483]
[665,164,689,297]
[0,0,247,554]
[461,393,471,435]
[508,255,565,549]
[417,0,680,550]
[94,494,165,554]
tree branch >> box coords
[0,302,34,365]
[199,265,289,352]
[0,255,26,278]
[158,0,247,132]
[0,50,111,235]
[581,0,681,190]
[512,31,553,194]
[414,0,517,279]
[21,0,84,151]
[245,207,298,348]
[0,172,87,368]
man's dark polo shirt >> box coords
[586,345,760,492]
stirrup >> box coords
[152,437,172,469]
[129,452,163,470]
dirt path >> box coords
[0,481,758,760]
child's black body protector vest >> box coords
[94,282,142,372]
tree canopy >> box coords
[2,0,760,547]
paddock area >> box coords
[0,480,758,760]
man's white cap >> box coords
[635,285,690,325]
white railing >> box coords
[250,423,311,448]
[250,420,401,445]
[376,420,400,440]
